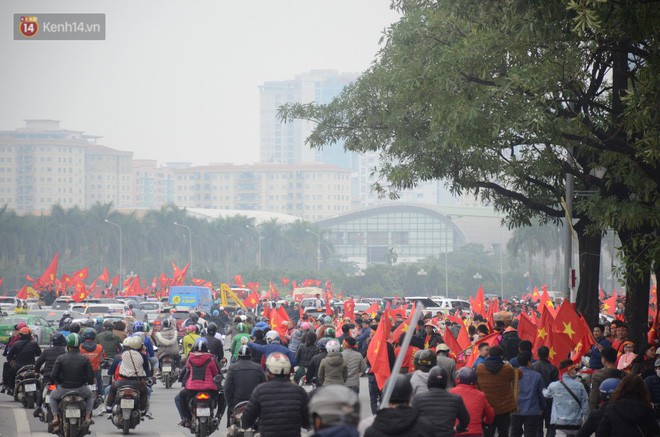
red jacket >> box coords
[450,383,495,435]
[185,352,218,391]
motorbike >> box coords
[51,391,91,437]
[226,400,258,437]
[88,382,103,410]
[110,385,143,435]
[100,358,113,388]
[160,355,179,389]
[188,390,220,437]
[38,381,57,423]
[14,364,41,409]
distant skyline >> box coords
[0,1,399,166]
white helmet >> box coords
[265,352,291,375]
[326,339,341,354]
[265,331,281,344]
[127,335,144,350]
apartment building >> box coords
[173,162,351,221]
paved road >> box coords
[0,354,373,437]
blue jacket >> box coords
[644,374,660,404]
[355,327,371,353]
[514,366,546,416]
[247,341,297,367]
[543,374,589,426]
[588,337,611,369]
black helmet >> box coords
[207,322,217,336]
[384,374,412,404]
[70,322,81,334]
[237,345,251,359]
[162,318,172,329]
[103,320,114,331]
[428,366,449,389]
[51,332,66,346]
[190,312,199,322]
[414,349,437,371]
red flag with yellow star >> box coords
[243,290,260,308]
[572,313,595,364]
[553,300,585,346]
[465,332,500,367]
[35,251,59,288]
[365,302,380,319]
[470,285,487,317]
[367,308,392,389]
[343,298,356,321]
[72,282,88,303]
[391,304,415,343]
[517,312,538,343]
[533,307,554,353]
[545,325,573,367]
[601,295,617,315]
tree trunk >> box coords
[574,223,601,327]
[620,229,653,349]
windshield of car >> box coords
[0,297,17,304]
[140,303,160,311]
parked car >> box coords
[0,314,57,345]
[0,296,23,312]
[430,297,471,313]
[84,304,130,318]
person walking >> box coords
[412,366,470,437]
[543,359,589,437]
[342,337,366,394]
[318,339,347,386]
[476,345,519,437]
[451,366,495,436]
[510,352,545,437]
[588,347,624,410]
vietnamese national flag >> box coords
[243,291,260,308]
[531,286,541,302]
[98,267,110,283]
[271,306,291,338]
[72,282,88,303]
[262,303,272,321]
[325,291,333,316]
[456,323,472,351]
[572,313,595,363]
[343,298,356,321]
[471,286,486,317]
[540,285,556,316]
[391,304,415,343]
[443,326,464,358]
[111,275,119,288]
[71,267,89,285]
[25,275,35,283]
[191,278,206,286]
[233,275,244,288]
[365,302,380,319]
[517,312,538,344]
[16,285,28,300]
[553,300,585,347]
[366,308,392,389]
[281,277,289,286]
[533,306,555,353]
[602,295,617,315]
[35,251,59,288]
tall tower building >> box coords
[259,70,358,167]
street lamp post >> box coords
[174,222,193,277]
[104,219,122,287]
[245,225,261,270]
[417,268,428,295]
[306,229,321,271]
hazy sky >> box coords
[0,1,399,165]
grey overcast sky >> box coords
[0,1,399,165]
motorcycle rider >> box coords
[49,333,95,430]
[241,352,309,436]
[224,345,266,426]
[309,385,361,436]
[34,332,67,417]
[230,322,251,361]
[155,318,180,370]
[105,335,151,412]
[175,338,220,428]
[183,324,200,357]
[6,327,42,394]
[247,331,297,367]
[95,320,122,360]
[204,322,224,363]
[2,322,28,393]
[79,328,106,394]
[132,321,157,377]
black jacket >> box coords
[644,374,660,404]
[412,388,470,437]
[225,359,266,410]
[34,345,66,380]
[364,405,434,437]
[500,330,521,361]
[241,377,309,437]
[307,350,327,382]
[51,349,95,389]
[296,343,319,368]
[596,398,660,437]
[7,338,42,368]
[204,334,224,361]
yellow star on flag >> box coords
[537,327,547,340]
[603,303,610,311]
[573,342,583,355]
[373,339,380,354]
[562,322,576,340]
[548,346,557,361]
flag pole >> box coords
[380,303,425,409]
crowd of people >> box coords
[1,295,660,437]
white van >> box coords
[430,297,471,313]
